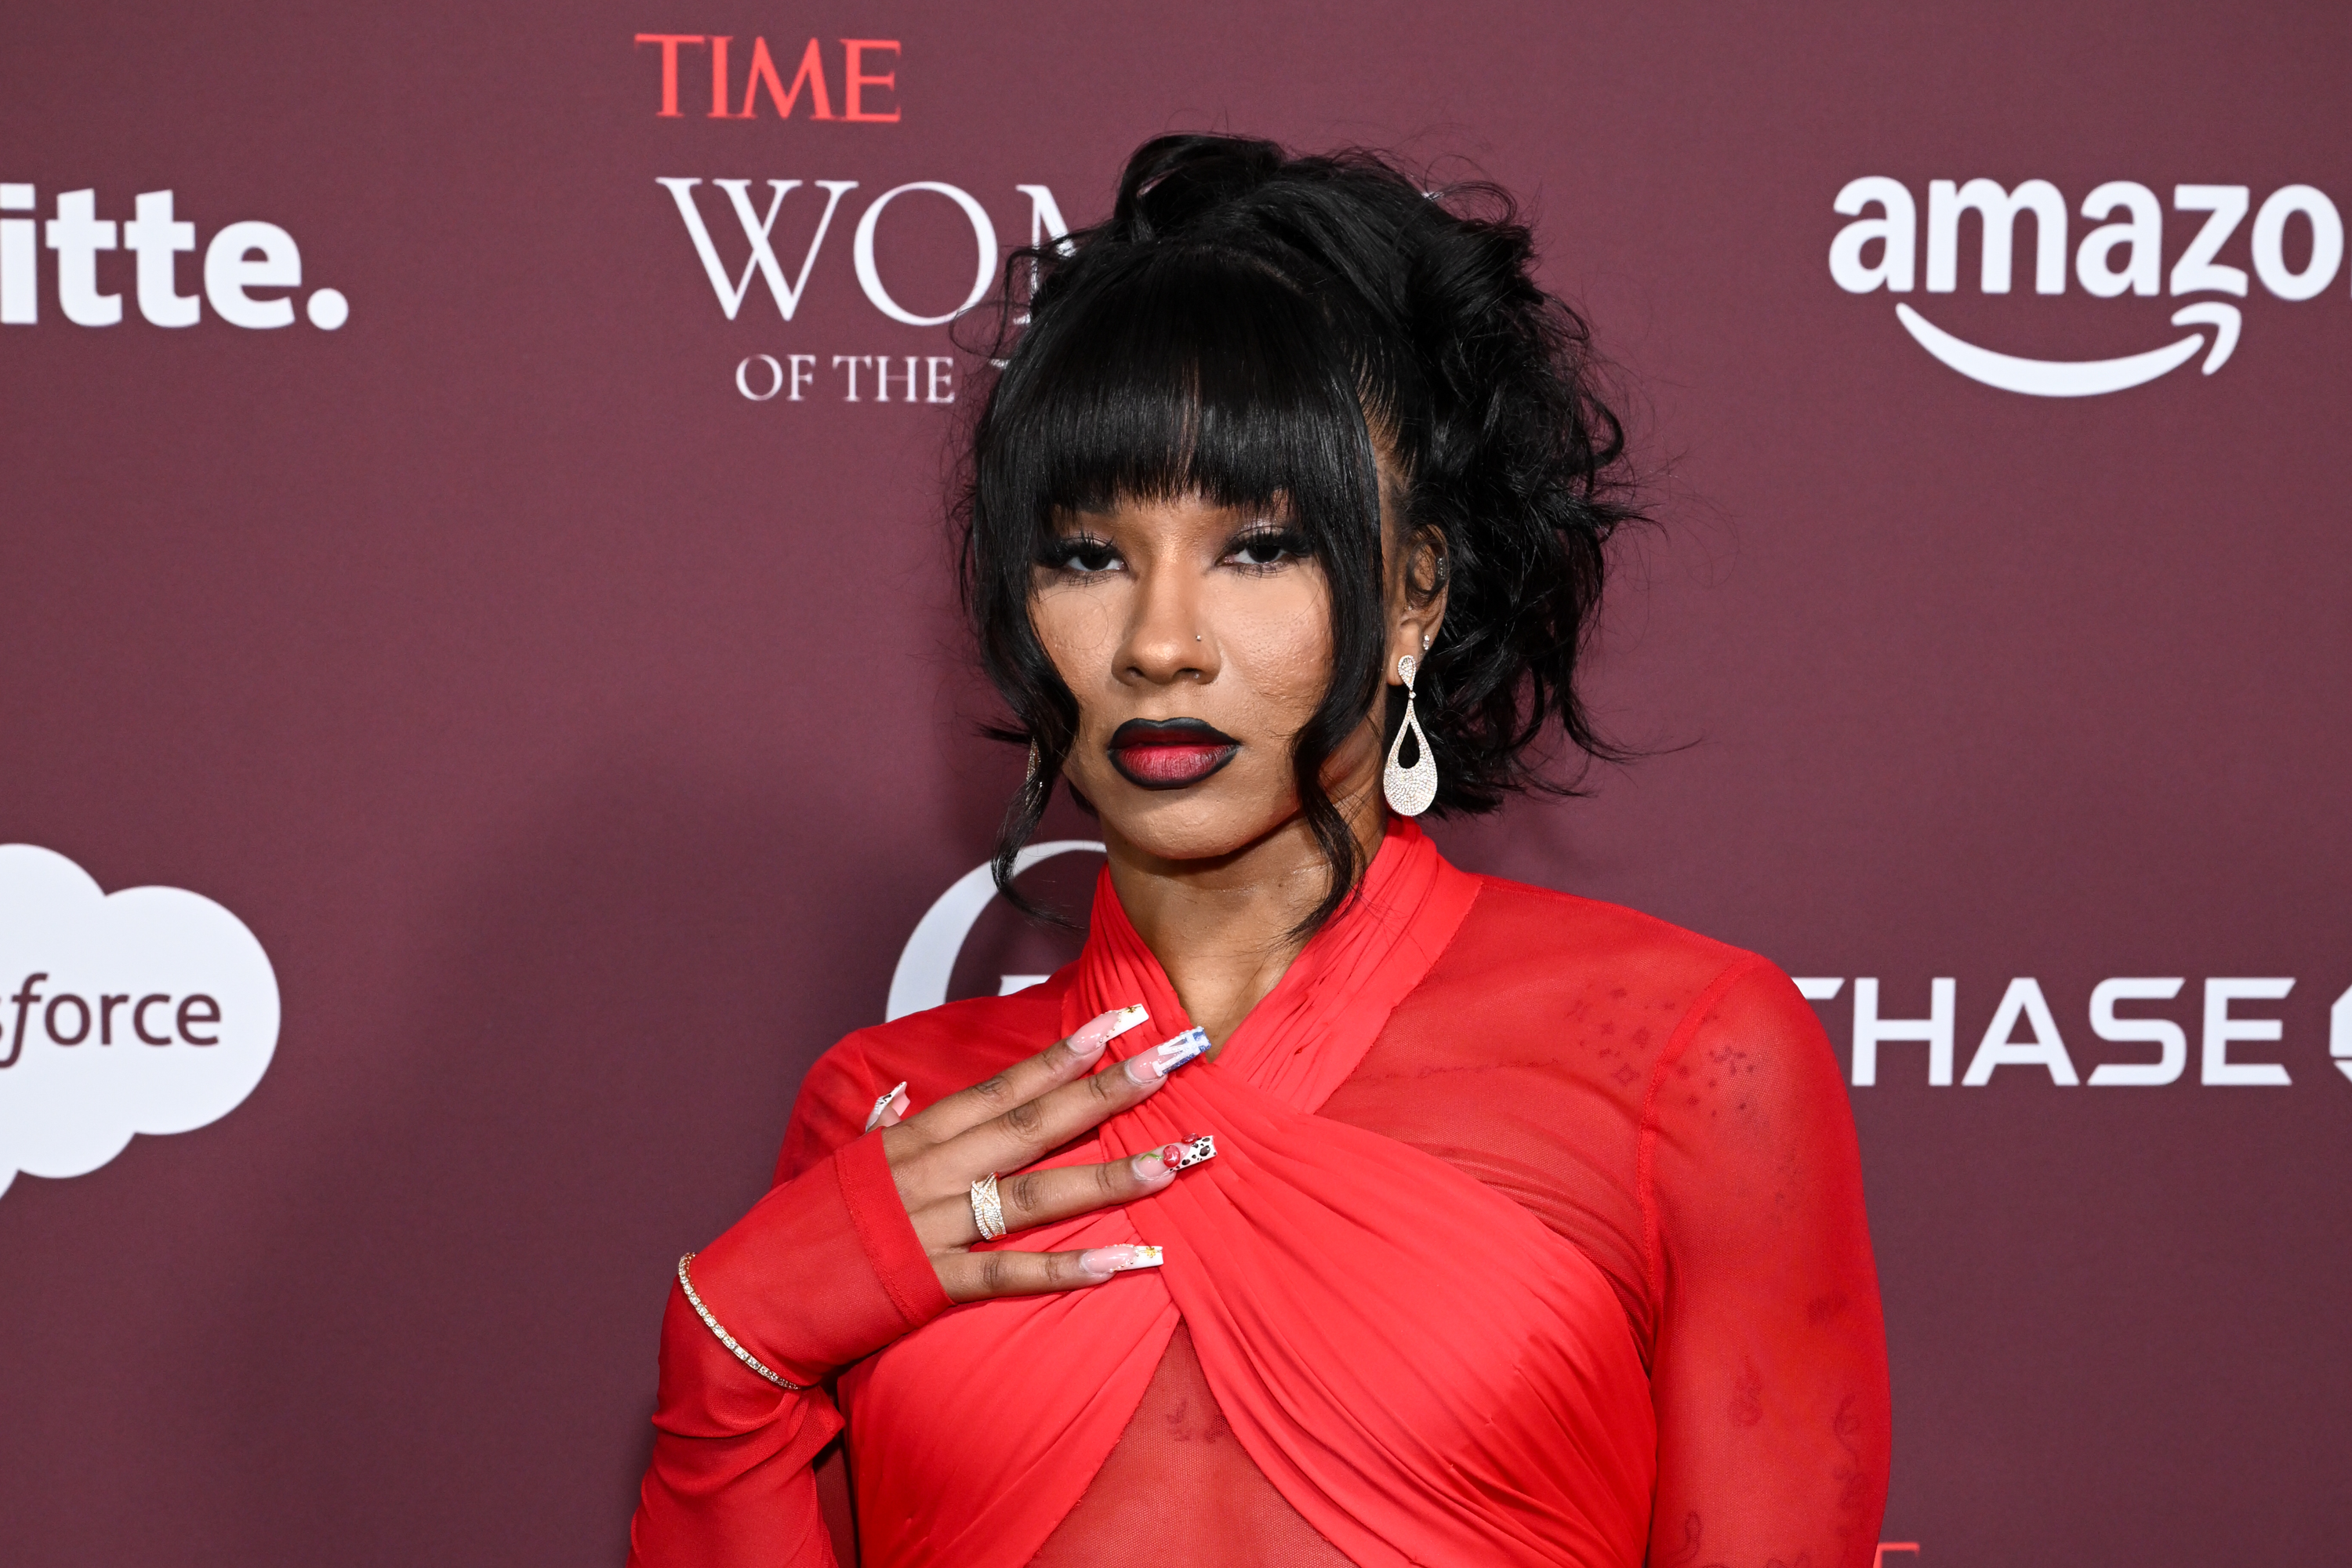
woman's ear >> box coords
[1385,526,1450,682]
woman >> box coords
[630,134,1889,1567]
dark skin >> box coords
[879,466,1449,1303]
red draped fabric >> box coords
[630,820,1890,1568]
[840,821,1653,1566]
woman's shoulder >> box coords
[1432,872,1821,1049]
[773,971,1075,1181]
[1450,872,1751,982]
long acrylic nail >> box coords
[1079,1244,1166,1279]
[1131,1149,1176,1185]
[1123,1026,1210,1083]
[1161,1134,1215,1170]
[864,1081,909,1134]
[1069,1004,1151,1058]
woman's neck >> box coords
[1101,791,1388,1051]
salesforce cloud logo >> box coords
[1831,176,2343,395]
[0,846,279,1199]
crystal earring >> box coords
[1383,654,1438,816]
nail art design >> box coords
[1150,1027,1210,1077]
[1082,1244,1166,1276]
[1070,1004,1152,1054]
[1159,1134,1216,1170]
[864,1081,909,1134]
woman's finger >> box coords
[898,1004,1150,1143]
[862,1083,909,1133]
[935,1243,1167,1304]
[949,1028,1209,1179]
[980,1142,1210,1241]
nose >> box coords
[1118,557,1215,688]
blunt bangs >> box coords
[980,245,1383,557]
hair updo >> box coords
[957,132,1638,926]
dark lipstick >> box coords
[1109,718,1240,790]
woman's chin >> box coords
[1098,789,1303,869]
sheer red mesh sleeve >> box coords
[1313,880,1890,1568]
[629,985,1068,1568]
[627,1036,950,1568]
[1642,962,1890,1568]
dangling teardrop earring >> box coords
[1383,654,1438,816]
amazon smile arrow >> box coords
[1893,302,2241,396]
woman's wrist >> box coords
[677,1252,809,1390]
[685,1131,948,1385]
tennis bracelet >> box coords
[677,1252,808,1391]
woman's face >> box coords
[1029,479,1441,870]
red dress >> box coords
[630,821,1890,1566]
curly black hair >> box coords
[957,133,1639,928]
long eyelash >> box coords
[1036,534,1117,570]
[1227,525,1315,568]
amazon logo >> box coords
[1828,176,2341,396]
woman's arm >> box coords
[628,1007,1194,1566]
[629,1044,942,1568]
[1643,960,1892,1568]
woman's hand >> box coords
[873,1007,1200,1302]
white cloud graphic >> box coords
[0,844,279,1199]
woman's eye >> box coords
[1043,535,1122,574]
[1225,529,1311,569]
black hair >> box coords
[956,133,1639,928]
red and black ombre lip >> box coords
[1109,718,1241,790]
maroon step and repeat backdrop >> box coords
[4,4,2347,1564]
